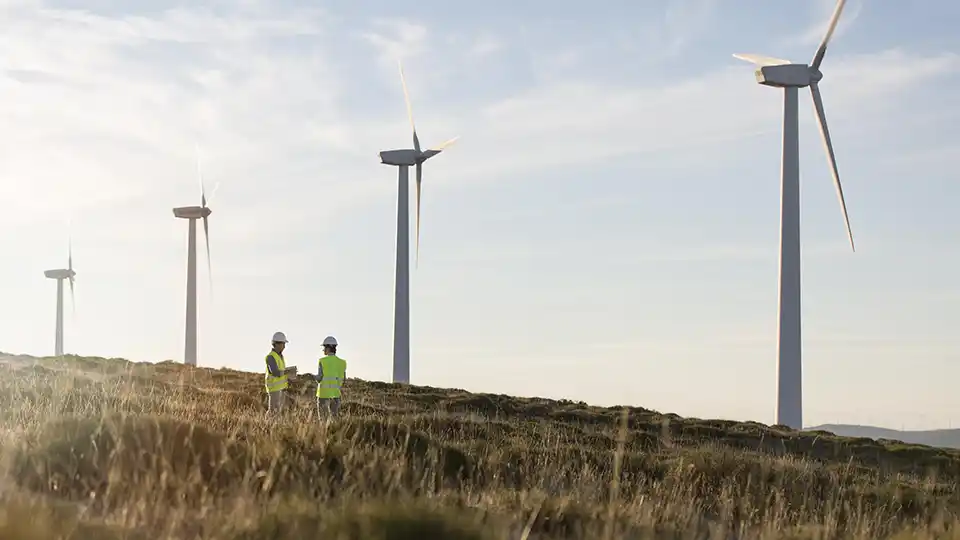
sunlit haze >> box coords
[2,0,958,430]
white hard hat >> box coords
[322,336,338,346]
[272,331,288,343]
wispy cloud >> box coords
[402,48,960,189]
[467,34,504,58]
[359,18,429,67]
[1,0,955,241]
[0,3,344,227]
[659,0,720,57]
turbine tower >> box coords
[732,0,856,430]
[44,235,76,357]
[172,144,216,366]
[378,60,459,384]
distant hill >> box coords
[808,424,960,450]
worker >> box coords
[265,331,296,414]
[316,335,347,418]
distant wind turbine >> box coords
[378,60,459,384]
[44,231,76,357]
[732,0,857,430]
[171,143,218,366]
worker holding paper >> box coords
[264,331,297,414]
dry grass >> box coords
[0,352,958,539]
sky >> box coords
[1,0,958,430]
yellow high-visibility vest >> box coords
[316,354,346,399]
[264,350,288,393]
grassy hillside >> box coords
[1,353,959,539]
[808,424,960,450]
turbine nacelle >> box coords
[379,149,419,167]
[755,63,819,88]
[379,148,445,167]
[44,269,75,280]
[172,206,212,219]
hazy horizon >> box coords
[2,0,958,431]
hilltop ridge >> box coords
[1,352,959,539]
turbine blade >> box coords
[732,53,790,66]
[196,142,207,208]
[811,0,848,70]
[69,275,75,317]
[67,220,75,317]
[202,215,213,291]
[415,162,422,267]
[810,82,855,252]
[207,181,222,206]
[429,136,460,152]
[398,59,420,153]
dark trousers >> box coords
[317,397,341,418]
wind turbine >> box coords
[732,0,856,430]
[44,232,76,357]
[172,144,217,367]
[378,60,459,384]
